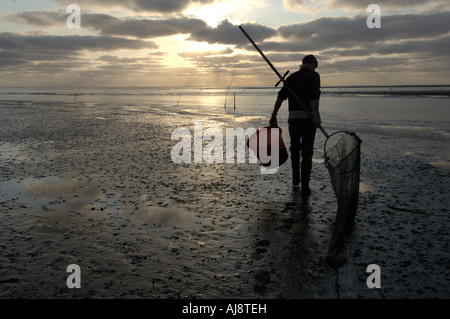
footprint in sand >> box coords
[254,271,271,293]
[255,239,270,254]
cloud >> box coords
[222,10,449,84]
[329,0,450,10]
[177,47,234,58]
[240,11,449,79]
[131,0,214,13]
[6,11,274,44]
[0,48,83,69]
[318,33,450,59]
[0,32,156,52]
[283,0,450,12]
[4,10,63,27]
[17,9,447,48]
[0,32,156,76]
[188,19,276,45]
[5,11,208,39]
[53,0,215,13]
[85,15,208,38]
[0,50,29,68]
[274,12,450,54]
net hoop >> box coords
[324,130,362,170]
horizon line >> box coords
[1,84,450,89]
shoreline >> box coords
[335,91,450,96]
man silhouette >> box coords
[270,55,322,195]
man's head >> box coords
[301,55,318,70]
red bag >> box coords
[246,125,289,167]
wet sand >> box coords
[0,100,449,299]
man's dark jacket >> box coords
[277,68,321,113]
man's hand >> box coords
[310,100,321,128]
[313,111,322,128]
[270,99,282,126]
[270,113,277,126]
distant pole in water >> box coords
[234,92,236,110]
[224,70,236,108]
[177,90,182,106]
[177,80,191,106]
[74,82,84,102]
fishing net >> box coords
[324,131,362,267]
[247,125,289,168]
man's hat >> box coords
[302,55,318,67]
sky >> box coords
[0,0,449,87]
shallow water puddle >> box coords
[0,143,28,162]
[135,206,195,227]
[359,172,390,193]
[313,158,325,164]
[359,181,378,193]
[430,160,450,172]
[0,176,102,210]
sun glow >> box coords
[183,40,230,53]
[184,1,241,27]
